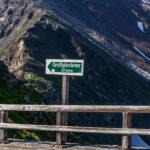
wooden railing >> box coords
[1,105,150,149]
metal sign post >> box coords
[46,59,84,146]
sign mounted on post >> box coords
[46,59,84,76]
[45,58,84,145]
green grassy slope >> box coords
[0,61,56,141]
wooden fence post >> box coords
[4,111,8,140]
[61,75,69,145]
[0,110,8,143]
[122,112,132,150]
[56,110,62,146]
[0,110,4,142]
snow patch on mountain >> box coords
[137,21,144,32]
[142,0,147,4]
[0,17,5,22]
[130,62,150,78]
[132,135,150,148]
[133,46,150,61]
[142,0,150,5]
[72,24,150,80]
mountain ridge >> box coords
[42,0,150,80]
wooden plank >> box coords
[122,112,132,149]
[56,111,62,145]
[0,105,57,112]
[1,123,150,135]
[0,111,8,142]
[1,105,150,113]
[4,111,8,140]
[0,110,5,142]
[61,75,69,144]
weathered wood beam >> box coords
[122,112,132,149]
[1,105,150,113]
[56,111,62,145]
[0,111,8,143]
[61,75,69,144]
[0,110,4,142]
[4,111,8,140]
[1,123,150,135]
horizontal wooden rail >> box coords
[1,123,150,135]
[1,104,150,149]
[1,105,150,113]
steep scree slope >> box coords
[45,0,150,79]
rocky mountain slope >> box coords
[1,0,150,145]
[46,0,150,79]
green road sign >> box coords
[46,59,84,76]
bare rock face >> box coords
[44,0,150,79]
[8,39,29,72]
[0,0,44,73]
